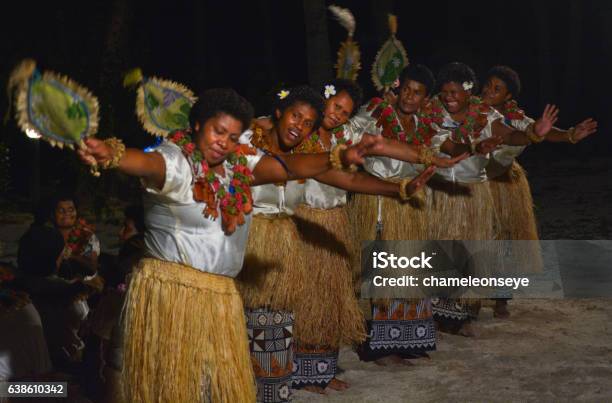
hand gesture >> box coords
[405,165,436,196]
[572,118,598,142]
[534,104,559,137]
[432,152,470,168]
[475,136,503,154]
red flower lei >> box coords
[168,130,255,235]
[499,99,525,121]
[366,98,407,142]
[297,126,353,155]
[433,96,491,144]
[412,101,445,146]
[65,218,95,257]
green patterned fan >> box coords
[7,59,99,149]
[6,59,101,175]
[123,68,196,137]
[371,15,409,92]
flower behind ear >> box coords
[462,81,474,91]
[277,89,290,99]
[324,84,337,99]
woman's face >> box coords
[275,102,318,150]
[398,79,429,115]
[439,81,471,114]
[55,200,77,229]
[195,113,243,168]
[322,91,354,130]
[481,76,512,108]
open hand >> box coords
[475,136,503,154]
[572,118,598,142]
[405,165,436,196]
[432,152,470,168]
[355,133,385,155]
[534,104,559,137]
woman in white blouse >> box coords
[77,88,372,403]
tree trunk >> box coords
[302,0,332,87]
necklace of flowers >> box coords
[499,99,525,121]
[65,218,94,257]
[432,96,491,144]
[168,130,254,234]
[366,97,408,142]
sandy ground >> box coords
[293,299,612,402]
[1,157,611,402]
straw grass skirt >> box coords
[489,161,543,274]
[122,258,255,403]
[292,205,366,348]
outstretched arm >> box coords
[315,165,436,198]
[78,138,166,188]
[251,143,368,186]
[358,134,469,167]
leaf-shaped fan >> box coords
[123,68,197,138]
[371,14,409,92]
[6,59,101,175]
[329,5,361,82]
[7,60,99,148]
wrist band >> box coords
[101,137,126,169]
[330,144,357,172]
[567,127,578,144]
[526,123,545,144]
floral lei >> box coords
[499,99,525,121]
[296,126,353,155]
[432,96,491,144]
[367,97,440,146]
[65,218,95,257]
[168,130,255,234]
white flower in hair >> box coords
[462,81,474,91]
[324,84,337,99]
[277,89,290,99]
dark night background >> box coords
[0,0,610,214]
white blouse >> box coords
[433,105,503,183]
[489,115,533,168]
[142,141,262,277]
[240,129,305,215]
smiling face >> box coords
[398,79,429,115]
[481,76,512,108]
[322,91,354,130]
[54,200,77,229]
[194,113,243,168]
[439,81,470,114]
[275,102,318,151]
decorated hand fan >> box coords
[6,59,101,174]
[123,68,197,138]
[371,15,409,92]
[329,5,361,81]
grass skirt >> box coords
[122,258,255,403]
[292,205,366,347]
[489,162,543,274]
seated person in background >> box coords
[48,194,101,282]
[17,225,94,372]
[0,262,52,381]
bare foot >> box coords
[494,300,511,319]
[303,385,328,395]
[458,322,478,337]
[328,378,350,391]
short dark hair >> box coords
[436,62,478,93]
[124,204,145,233]
[399,64,436,96]
[189,88,254,133]
[272,85,325,129]
[320,79,363,117]
[484,65,522,98]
